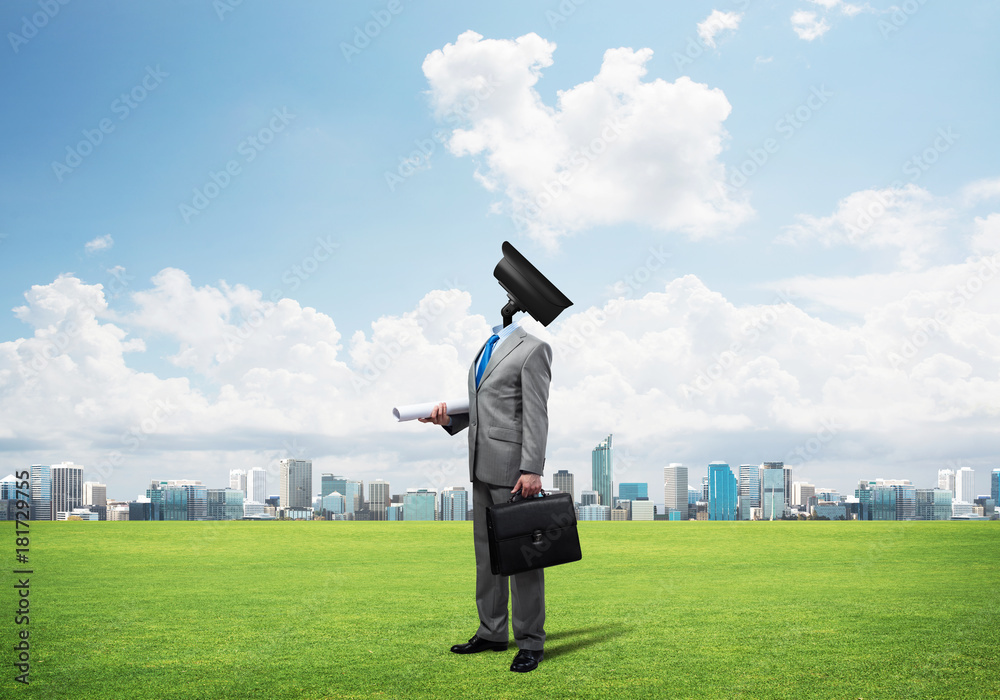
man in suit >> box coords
[420,317,551,673]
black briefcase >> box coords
[485,491,582,576]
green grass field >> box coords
[2,520,998,699]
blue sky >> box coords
[2,0,999,504]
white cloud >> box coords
[791,10,831,40]
[961,176,1000,206]
[422,31,752,249]
[779,184,953,270]
[697,10,743,49]
[85,234,114,253]
[3,232,1000,498]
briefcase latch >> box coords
[531,529,543,545]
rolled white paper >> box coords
[393,397,469,422]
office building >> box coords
[369,479,390,521]
[553,470,575,502]
[129,500,160,521]
[663,464,688,519]
[165,480,208,521]
[107,504,130,521]
[323,491,346,515]
[631,500,655,521]
[792,482,815,508]
[611,503,629,521]
[938,468,956,496]
[992,469,999,504]
[83,482,107,507]
[760,462,786,520]
[592,434,613,507]
[51,462,84,517]
[404,488,437,521]
[701,475,710,503]
[955,467,975,504]
[890,482,916,521]
[619,483,648,502]
[579,504,611,521]
[440,487,468,521]
[873,486,897,520]
[581,490,599,506]
[738,465,760,520]
[229,469,247,496]
[915,489,953,520]
[708,462,738,521]
[280,459,312,510]
[387,503,405,521]
[247,467,267,504]
[207,488,244,520]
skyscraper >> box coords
[938,468,956,496]
[708,462,737,521]
[403,488,436,521]
[738,465,760,520]
[992,469,999,504]
[369,479,390,521]
[553,470,575,502]
[791,482,815,508]
[760,462,786,520]
[592,434,613,507]
[51,462,83,517]
[663,464,688,519]
[247,467,267,504]
[280,459,312,510]
[580,490,599,506]
[955,467,975,503]
[229,469,247,496]
[83,482,107,507]
[440,487,468,521]
[619,483,648,501]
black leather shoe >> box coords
[450,635,509,654]
[510,648,543,672]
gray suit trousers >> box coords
[473,479,545,651]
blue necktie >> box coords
[476,334,500,387]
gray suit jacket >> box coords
[446,327,552,486]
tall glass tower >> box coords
[708,462,737,521]
[592,434,613,507]
[30,465,52,521]
[369,479,390,521]
[440,487,468,521]
[663,464,688,519]
[992,469,999,504]
[280,459,313,510]
[553,470,575,502]
[760,462,786,520]
[738,465,760,520]
[403,489,436,521]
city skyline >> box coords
[5,455,996,510]
[1,3,998,512]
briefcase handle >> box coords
[508,488,547,503]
